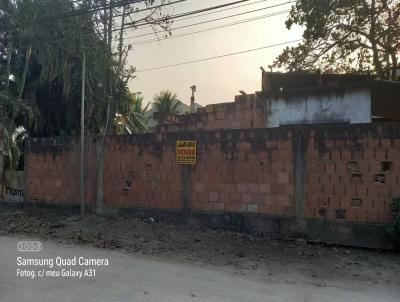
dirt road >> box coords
[0,235,398,302]
[0,206,399,301]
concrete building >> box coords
[259,71,400,128]
[153,71,400,132]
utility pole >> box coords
[190,85,196,113]
[80,52,86,215]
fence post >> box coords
[182,165,191,212]
[96,138,104,211]
[23,138,30,203]
[293,129,308,234]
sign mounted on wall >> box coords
[176,140,197,165]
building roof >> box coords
[261,71,374,92]
[258,71,400,121]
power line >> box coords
[136,39,302,72]
[125,0,252,27]
[20,0,148,25]
[111,0,271,33]
[118,10,289,47]
[13,0,188,45]
[177,0,271,22]
[11,0,184,35]
[17,0,288,49]
[17,0,252,48]
[119,2,292,41]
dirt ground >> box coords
[0,205,399,291]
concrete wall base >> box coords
[96,206,393,250]
[1,201,393,249]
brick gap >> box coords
[374,174,386,184]
[381,161,392,173]
[347,161,360,174]
[351,198,362,208]
[335,209,346,220]
[351,174,362,182]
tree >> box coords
[152,90,182,117]
[0,0,171,136]
[271,0,400,80]
[0,3,37,168]
[0,0,171,153]
[0,0,172,212]
[115,92,150,134]
[1,0,107,137]
[87,0,171,210]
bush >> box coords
[388,197,400,249]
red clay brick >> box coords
[194,182,204,192]
[271,184,291,195]
[209,192,219,202]
[277,195,290,206]
[241,193,252,203]
[213,202,224,211]
[259,183,271,194]
[357,209,368,222]
[246,204,258,213]
[248,183,259,193]
[277,172,289,184]
[230,193,241,203]
[237,183,249,192]
[381,138,392,148]
[238,142,252,150]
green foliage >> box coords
[115,93,150,134]
[0,0,171,168]
[388,197,400,249]
[152,90,182,117]
[272,0,400,80]
[1,0,144,136]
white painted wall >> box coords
[266,88,371,128]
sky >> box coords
[126,0,303,107]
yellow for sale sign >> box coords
[176,140,196,165]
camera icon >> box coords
[17,241,42,252]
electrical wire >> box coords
[20,0,148,25]
[136,39,301,72]
[177,0,271,22]
[112,0,272,33]
[120,2,292,41]
[117,10,289,47]
[16,0,291,49]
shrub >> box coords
[388,197,400,249]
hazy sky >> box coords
[126,0,303,107]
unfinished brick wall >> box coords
[156,94,267,132]
[103,135,183,209]
[27,137,97,205]
[26,123,400,225]
[189,130,294,216]
[304,125,400,223]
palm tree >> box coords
[115,93,150,134]
[0,4,37,168]
[152,90,182,118]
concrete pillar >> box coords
[23,139,30,203]
[292,130,308,235]
[96,138,104,211]
[181,165,191,212]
